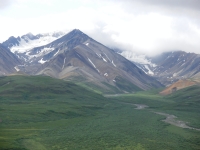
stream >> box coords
[121,102,200,131]
[154,112,200,131]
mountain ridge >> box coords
[120,50,200,86]
[0,44,21,75]
[2,31,66,53]
[1,29,163,93]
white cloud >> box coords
[1,0,200,56]
[0,0,11,9]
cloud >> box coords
[87,0,200,55]
[110,0,200,12]
[0,0,14,9]
[137,0,200,10]
[0,0,200,56]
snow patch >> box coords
[96,53,107,62]
[173,73,177,77]
[88,58,100,73]
[40,48,55,54]
[76,53,82,59]
[136,65,147,74]
[14,66,20,72]
[53,50,59,57]
[10,32,64,53]
[144,65,154,75]
[112,60,116,67]
[88,58,96,68]
[62,58,66,69]
[104,73,108,77]
[58,42,63,46]
[38,58,47,64]
[26,47,55,60]
[104,53,111,62]
[120,51,157,67]
[96,53,101,58]
[102,57,107,62]
[181,63,185,66]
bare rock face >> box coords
[0,44,21,75]
[5,29,162,93]
[150,51,200,85]
[122,51,200,86]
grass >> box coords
[115,76,142,92]
[0,75,200,150]
[64,75,142,94]
[64,75,119,94]
[163,85,200,128]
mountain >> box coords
[120,50,157,75]
[5,29,162,93]
[150,51,200,85]
[0,44,21,75]
[120,51,200,86]
[2,31,65,54]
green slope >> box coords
[64,75,142,94]
[164,85,200,128]
[0,76,199,150]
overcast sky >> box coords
[0,0,200,56]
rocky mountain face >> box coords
[150,51,200,85]
[2,29,199,91]
[0,44,21,75]
[1,29,163,93]
[120,51,200,86]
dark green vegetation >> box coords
[114,76,142,93]
[64,75,142,94]
[0,76,200,150]
[164,85,200,128]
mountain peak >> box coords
[71,29,81,32]
[25,32,34,36]
[21,32,38,41]
[68,29,85,36]
[1,29,163,93]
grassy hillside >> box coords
[110,86,200,149]
[64,75,142,94]
[164,85,200,128]
[0,76,200,150]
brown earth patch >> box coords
[160,79,197,95]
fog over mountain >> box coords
[1,0,200,56]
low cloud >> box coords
[139,0,200,11]
[1,0,200,56]
[0,0,13,9]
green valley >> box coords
[0,76,200,150]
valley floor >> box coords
[0,76,200,150]
[117,101,200,131]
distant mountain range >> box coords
[1,29,199,92]
[0,29,163,93]
[120,50,200,86]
